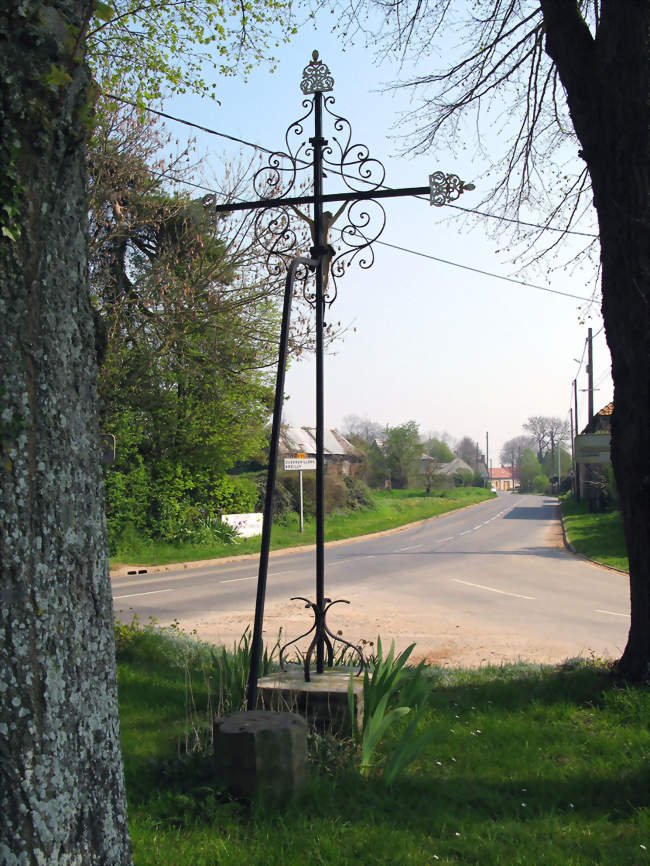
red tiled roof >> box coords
[598,402,614,417]
[489,467,513,480]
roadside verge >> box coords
[559,509,629,576]
[110,497,491,578]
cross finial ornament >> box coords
[300,50,334,94]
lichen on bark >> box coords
[1,2,132,863]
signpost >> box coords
[284,456,317,531]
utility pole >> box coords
[485,432,489,483]
[573,378,580,502]
[587,328,594,426]
[570,406,575,498]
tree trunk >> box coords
[1,2,132,862]
[541,0,650,679]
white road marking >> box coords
[439,536,455,543]
[113,589,174,600]
[396,545,423,552]
[452,579,536,601]
[595,609,629,618]
[459,530,472,536]
[220,576,257,583]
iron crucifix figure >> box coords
[289,201,347,290]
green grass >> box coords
[118,626,650,865]
[110,487,493,568]
[561,495,629,572]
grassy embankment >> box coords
[561,495,629,572]
[110,487,493,568]
[118,623,650,866]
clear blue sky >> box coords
[164,17,612,464]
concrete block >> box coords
[213,710,307,801]
[257,668,364,734]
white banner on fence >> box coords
[222,513,263,538]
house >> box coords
[435,457,474,478]
[581,401,613,435]
[575,402,613,502]
[278,425,364,477]
[489,466,517,491]
[417,456,473,481]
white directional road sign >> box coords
[284,457,317,471]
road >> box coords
[111,493,630,667]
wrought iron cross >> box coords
[210,52,474,709]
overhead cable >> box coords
[104,93,600,240]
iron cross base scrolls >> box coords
[279,597,364,682]
[210,52,474,710]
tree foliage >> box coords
[523,415,570,462]
[425,436,454,463]
[455,435,479,469]
[343,413,385,443]
[500,434,536,469]
[89,106,285,545]
[385,420,421,488]
[518,448,543,493]
[88,0,296,101]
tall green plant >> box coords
[210,626,279,716]
[349,637,435,782]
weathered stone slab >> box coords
[257,668,364,734]
[213,710,307,801]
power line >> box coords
[105,93,600,241]
[104,94,276,157]
[574,337,588,378]
[447,203,598,239]
[143,165,597,303]
[370,238,595,302]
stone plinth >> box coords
[257,668,364,734]
[213,710,307,801]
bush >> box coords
[343,475,374,509]
[454,468,474,487]
[533,473,550,494]
[324,474,348,512]
[106,457,259,547]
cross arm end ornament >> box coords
[429,171,475,207]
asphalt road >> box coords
[111,493,630,666]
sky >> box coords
[162,12,613,465]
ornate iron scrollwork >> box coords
[429,171,476,207]
[279,596,364,681]
[250,65,387,308]
[300,50,334,94]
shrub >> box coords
[343,475,374,510]
[533,473,550,494]
[324,474,348,512]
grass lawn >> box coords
[118,625,650,865]
[561,496,629,572]
[110,487,493,568]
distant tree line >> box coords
[342,415,486,491]
[500,416,572,494]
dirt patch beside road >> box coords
[178,541,616,670]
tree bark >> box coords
[1,2,132,862]
[541,0,650,679]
